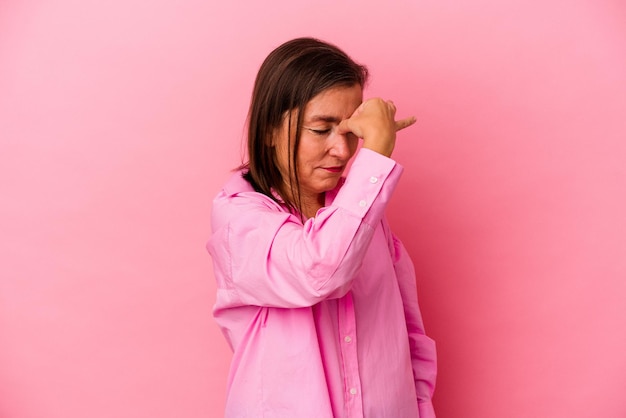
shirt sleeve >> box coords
[208,148,402,309]
[384,220,438,418]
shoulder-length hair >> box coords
[242,37,368,216]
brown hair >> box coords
[242,37,368,216]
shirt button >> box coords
[349,388,358,395]
[359,200,367,207]
[369,176,378,184]
[344,336,352,343]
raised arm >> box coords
[209,98,416,309]
[209,149,402,309]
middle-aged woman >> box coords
[207,37,437,417]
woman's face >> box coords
[275,84,363,208]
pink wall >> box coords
[1,1,625,417]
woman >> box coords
[207,37,436,417]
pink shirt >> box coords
[207,148,437,417]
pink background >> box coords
[1,0,625,417]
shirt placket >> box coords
[339,291,363,417]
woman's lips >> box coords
[322,166,343,173]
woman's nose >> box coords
[328,133,351,159]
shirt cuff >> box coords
[332,148,403,226]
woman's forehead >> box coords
[303,85,363,122]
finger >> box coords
[395,116,417,131]
[336,118,352,135]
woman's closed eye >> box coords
[306,127,332,136]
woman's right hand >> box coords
[337,98,416,158]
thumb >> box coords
[337,118,353,135]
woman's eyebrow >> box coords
[305,115,342,124]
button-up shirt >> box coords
[207,148,437,417]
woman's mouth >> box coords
[322,166,343,173]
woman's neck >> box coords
[299,192,325,220]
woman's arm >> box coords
[209,148,402,309]
[383,220,437,417]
